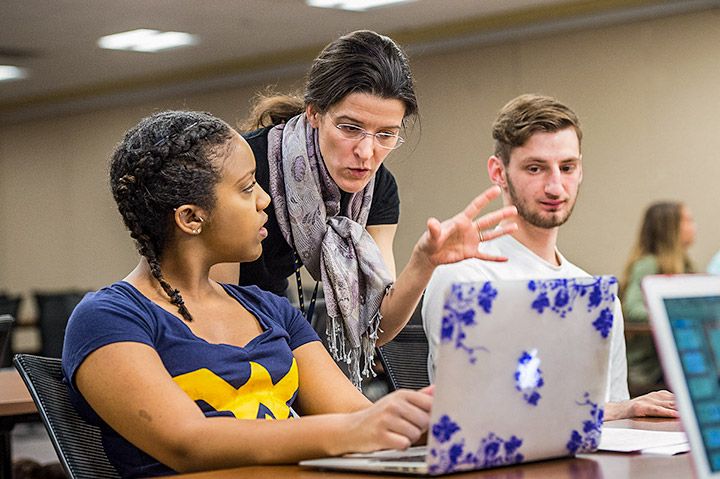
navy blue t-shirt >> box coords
[62,282,320,478]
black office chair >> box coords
[34,291,86,358]
[0,315,14,369]
[13,354,120,479]
[376,324,431,391]
[0,295,21,367]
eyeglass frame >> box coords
[327,116,405,150]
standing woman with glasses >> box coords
[212,30,517,385]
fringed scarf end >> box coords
[325,308,385,390]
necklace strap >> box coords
[294,251,319,323]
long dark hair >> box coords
[241,30,418,130]
[620,201,694,296]
[110,110,234,321]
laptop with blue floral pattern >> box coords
[300,276,616,475]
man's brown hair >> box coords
[492,94,582,165]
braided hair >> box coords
[110,111,234,321]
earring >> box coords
[192,217,204,234]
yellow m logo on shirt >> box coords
[173,359,298,419]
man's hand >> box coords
[605,390,678,420]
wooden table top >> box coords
[1,368,690,479]
[172,418,691,479]
[0,368,37,417]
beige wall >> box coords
[1,10,719,319]
[395,9,720,274]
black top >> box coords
[239,126,400,295]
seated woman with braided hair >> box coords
[61,110,511,477]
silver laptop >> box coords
[301,276,615,475]
[643,274,720,479]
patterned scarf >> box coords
[267,114,394,386]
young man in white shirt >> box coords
[422,94,677,420]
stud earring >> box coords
[193,217,204,234]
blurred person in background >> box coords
[621,201,695,395]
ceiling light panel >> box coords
[97,29,199,53]
[306,0,416,12]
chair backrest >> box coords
[13,354,120,479]
[376,324,430,391]
[0,314,14,368]
[35,291,86,358]
[0,295,21,367]
[0,295,21,316]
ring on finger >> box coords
[476,223,485,242]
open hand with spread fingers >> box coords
[415,185,518,267]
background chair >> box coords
[0,315,14,369]
[0,295,21,367]
[13,354,120,479]
[376,324,431,391]
[34,291,86,358]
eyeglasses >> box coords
[329,118,405,150]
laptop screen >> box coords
[664,295,720,472]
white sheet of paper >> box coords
[598,428,688,453]
[641,443,691,455]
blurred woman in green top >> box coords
[621,201,696,394]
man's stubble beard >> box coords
[505,175,578,229]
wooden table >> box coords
[0,368,39,479]
[172,418,691,478]
[0,373,691,479]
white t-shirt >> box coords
[422,234,630,403]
